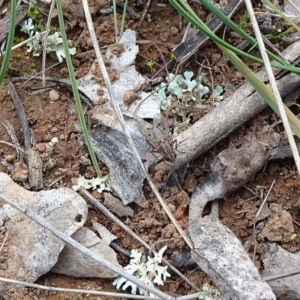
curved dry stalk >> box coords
[0,193,174,300]
[245,0,300,174]
[81,0,192,249]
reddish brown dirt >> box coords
[0,0,299,299]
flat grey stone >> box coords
[0,172,88,290]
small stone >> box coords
[40,153,50,161]
[50,127,59,133]
[168,203,176,212]
[211,53,221,63]
[60,67,68,75]
[79,156,91,166]
[44,134,52,142]
[49,89,60,101]
[35,143,46,153]
[79,21,87,28]
[170,26,179,35]
[11,162,28,181]
[60,95,67,101]
[173,208,184,220]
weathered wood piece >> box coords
[174,40,300,170]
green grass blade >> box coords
[55,0,102,177]
[0,0,17,85]
[114,0,128,44]
[238,12,248,30]
[169,0,300,74]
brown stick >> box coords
[174,40,300,170]
[7,82,43,189]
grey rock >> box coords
[0,172,88,289]
[262,243,300,300]
[52,227,120,278]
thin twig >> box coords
[7,82,43,189]
[0,140,25,150]
[41,0,56,86]
[252,180,275,262]
[0,192,174,300]
[263,269,300,281]
[7,83,31,151]
[245,0,300,174]
[0,277,160,299]
[181,22,191,43]
[2,121,24,162]
[139,0,152,25]
[0,231,9,254]
[81,0,192,249]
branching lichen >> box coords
[113,246,170,296]
[155,71,223,123]
[20,18,76,62]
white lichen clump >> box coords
[72,175,111,193]
[155,71,223,123]
[113,246,170,296]
[198,283,225,300]
[46,137,58,152]
[20,18,76,62]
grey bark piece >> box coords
[189,205,276,300]
[261,243,300,300]
[90,110,151,204]
[0,172,88,290]
[52,227,120,278]
[103,192,134,217]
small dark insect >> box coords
[138,114,176,163]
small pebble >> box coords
[170,26,179,35]
[79,156,91,166]
[167,203,176,212]
[211,53,221,63]
[35,143,46,153]
[49,89,60,101]
[44,134,53,142]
